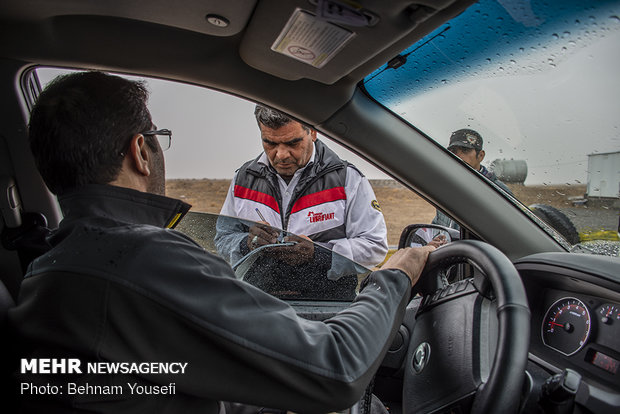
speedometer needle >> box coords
[550,322,564,327]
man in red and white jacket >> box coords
[216,105,388,270]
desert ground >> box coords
[166,179,615,247]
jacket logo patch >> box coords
[371,200,382,212]
[308,211,335,223]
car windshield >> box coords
[363,0,620,254]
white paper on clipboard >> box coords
[271,8,356,68]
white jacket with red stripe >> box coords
[216,140,388,268]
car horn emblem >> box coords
[413,342,431,373]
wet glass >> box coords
[363,0,620,252]
[175,211,371,301]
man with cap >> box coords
[432,128,512,230]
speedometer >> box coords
[542,297,591,356]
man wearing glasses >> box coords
[10,71,433,414]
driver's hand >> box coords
[247,221,280,250]
[382,246,435,287]
[270,234,315,265]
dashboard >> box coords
[515,252,620,411]
[291,250,620,413]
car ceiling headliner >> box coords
[0,0,475,125]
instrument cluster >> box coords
[541,293,620,376]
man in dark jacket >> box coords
[9,71,433,413]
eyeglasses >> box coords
[141,129,172,151]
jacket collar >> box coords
[479,165,496,180]
[58,184,191,229]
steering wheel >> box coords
[403,240,530,413]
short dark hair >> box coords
[28,71,154,195]
[254,105,310,132]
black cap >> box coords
[448,129,483,152]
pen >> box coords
[255,208,266,222]
[256,208,284,242]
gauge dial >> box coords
[598,304,620,325]
[542,297,591,356]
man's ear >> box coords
[128,134,151,177]
[310,129,317,142]
[477,149,486,163]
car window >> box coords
[363,0,620,255]
[32,67,440,299]
[176,211,368,301]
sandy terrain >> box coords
[166,179,604,246]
